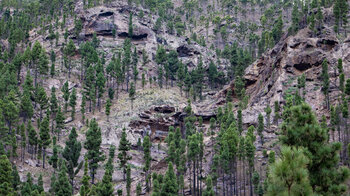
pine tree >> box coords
[161,162,178,195]
[84,66,96,112]
[2,96,18,134]
[0,155,14,195]
[37,174,44,193]
[84,119,104,184]
[143,135,152,191]
[118,128,131,181]
[274,101,280,125]
[345,79,350,96]
[321,59,329,109]
[28,121,38,159]
[105,145,116,173]
[266,146,312,196]
[63,127,82,191]
[64,39,76,78]
[81,95,86,123]
[69,87,77,120]
[291,1,300,34]
[257,113,264,145]
[55,106,65,141]
[39,116,50,168]
[126,164,131,196]
[203,175,215,196]
[132,47,139,86]
[50,87,58,132]
[108,88,114,100]
[129,82,136,110]
[280,103,350,195]
[20,123,26,163]
[235,76,245,100]
[61,81,70,113]
[123,38,132,92]
[245,135,255,196]
[105,99,111,121]
[297,73,306,98]
[35,86,48,121]
[11,130,17,159]
[92,33,100,48]
[97,169,114,196]
[80,158,90,196]
[54,161,72,196]
[236,109,243,135]
[11,165,20,191]
[20,89,33,122]
[265,105,272,128]
[49,136,58,170]
[96,71,106,111]
[50,63,55,77]
[341,96,349,163]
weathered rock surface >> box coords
[211,27,350,128]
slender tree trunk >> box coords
[243,159,246,196]
[68,59,71,78]
[35,68,38,87]
[193,160,196,196]
[92,168,95,184]
[230,166,233,196]
[42,148,45,168]
[343,118,348,163]
[249,166,253,196]
[338,122,342,159]
[200,158,202,196]
[223,171,225,196]
[197,159,199,196]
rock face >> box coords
[177,44,201,57]
[79,5,152,40]
[129,107,177,141]
[202,27,350,127]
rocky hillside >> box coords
[0,0,349,195]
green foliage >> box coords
[80,158,91,196]
[126,165,131,196]
[160,162,178,195]
[321,59,329,108]
[258,113,264,145]
[63,127,83,189]
[129,82,136,109]
[69,87,77,120]
[118,129,131,181]
[280,104,350,195]
[61,81,70,113]
[97,169,114,196]
[39,116,50,168]
[49,136,58,170]
[143,135,152,190]
[0,155,14,195]
[266,146,313,196]
[54,162,72,196]
[55,106,65,141]
[84,119,104,184]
